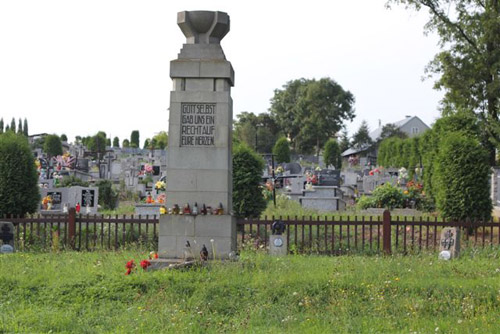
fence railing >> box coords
[237,211,500,255]
[8,208,160,251]
[5,210,500,254]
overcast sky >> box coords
[0,0,444,144]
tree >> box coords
[272,137,291,164]
[122,139,130,148]
[130,130,140,148]
[106,138,111,147]
[23,118,28,136]
[270,78,355,155]
[4,125,9,132]
[10,118,15,132]
[232,144,267,218]
[323,138,341,169]
[43,134,63,158]
[434,132,491,221]
[378,123,407,141]
[0,118,3,134]
[113,137,120,148]
[388,0,500,164]
[0,132,39,216]
[152,131,168,149]
[60,134,68,142]
[351,120,373,149]
[339,129,350,153]
[96,180,118,210]
[17,119,22,135]
[143,139,150,149]
[234,112,280,153]
[87,132,107,157]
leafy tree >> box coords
[351,120,373,149]
[0,118,3,134]
[10,118,15,132]
[23,118,28,136]
[234,112,280,153]
[96,180,118,210]
[87,132,107,157]
[388,0,500,164]
[4,125,9,132]
[0,132,39,216]
[143,139,150,149]
[17,119,22,135]
[152,131,168,149]
[272,137,291,164]
[106,138,111,147]
[122,139,130,148]
[75,136,82,145]
[378,123,407,141]
[270,78,355,155]
[434,132,491,221]
[130,130,140,148]
[113,137,120,148]
[43,134,63,158]
[232,144,267,218]
[60,134,68,142]
[323,138,341,169]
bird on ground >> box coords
[200,244,209,261]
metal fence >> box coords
[5,210,500,254]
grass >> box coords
[1,249,500,333]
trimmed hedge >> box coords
[272,137,291,164]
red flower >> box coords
[140,260,151,270]
[125,268,132,275]
[125,260,135,275]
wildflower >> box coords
[140,260,151,270]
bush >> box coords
[57,175,89,188]
[323,138,341,169]
[272,137,290,164]
[0,132,40,216]
[96,180,118,210]
[357,183,404,210]
[434,133,491,221]
[233,144,267,218]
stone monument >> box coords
[439,227,461,260]
[158,10,236,260]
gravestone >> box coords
[439,227,461,260]
[158,10,236,260]
[0,222,15,253]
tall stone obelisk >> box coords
[159,11,236,259]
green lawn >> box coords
[1,249,500,333]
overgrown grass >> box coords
[1,249,500,333]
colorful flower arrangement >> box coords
[275,166,284,174]
[144,163,153,174]
[42,195,52,210]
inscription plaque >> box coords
[180,103,216,146]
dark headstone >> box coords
[284,162,302,175]
[315,169,341,186]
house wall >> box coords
[399,117,429,137]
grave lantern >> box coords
[0,222,15,253]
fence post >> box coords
[383,210,392,255]
[68,207,76,250]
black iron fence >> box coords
[4,210,500,254]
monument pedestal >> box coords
[159,215,236,259]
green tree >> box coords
[272,137,291,164]
[339,129,350,153]
[234,112,280,153]
[87,132,107,158]
[60,134,68,142]
[323,138,341,169]
[96,180,118,210]
[43,134,63,158]
[113,137,120,148]
[4,125,9,132]
[122,139,130,148]
[143,139,150,149]
[270,78,355,155]
[378,123,407,141]
[23,118,28,136]
[388,0,500,164]
[351,120,373,149]
[0,132,39,216]
[152,131,168,149]
[10,118,15,132]
[0,118,3,134]
[17,119,22,135]
[232,144,267,218]
[434,133,491,221]
[130,130,140,148]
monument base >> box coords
[158,214,236,259]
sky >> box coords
[0,0,444,144]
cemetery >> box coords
[1,4,500,334]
